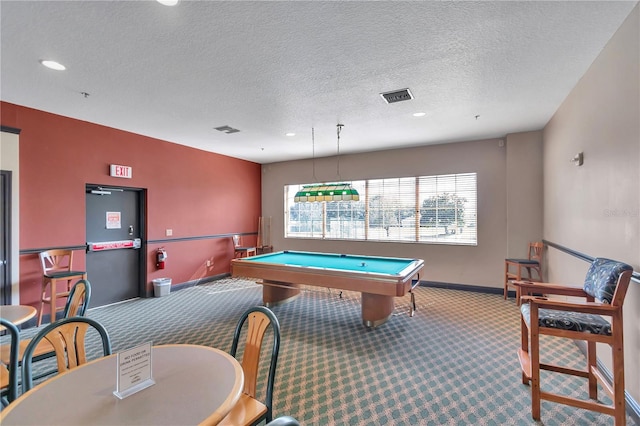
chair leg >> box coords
[515,267,523,306]
[612,329,626,425]
[587,340,598,400]
[410,290,416,317]
[520,315,530,385]
[50,279,58,324]
[38,279,49,326]
[504,263,507,300]
[37,304,44,326]
[39,278,65,326]
[530,316,541,420]
[504,262,510,300]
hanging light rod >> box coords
[294,124,360,203]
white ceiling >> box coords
[1,1,636,164]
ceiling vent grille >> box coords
[380,88,413,104]
[214,125,240,134]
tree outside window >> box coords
[419,193,466,235]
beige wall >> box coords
[506,131,544,261]
[262,134,542,289]
[543,4,639,405]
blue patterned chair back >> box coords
[582,258,633,304]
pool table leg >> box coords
[262,280,301,307]
[361,293,394,328]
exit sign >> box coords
[110,164,132,179]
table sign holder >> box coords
[113,342,155,399]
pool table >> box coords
[231,250,424,327]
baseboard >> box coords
[419,280,505,295]
[171,272,230,291]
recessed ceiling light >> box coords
[285,133,296,137]
[40,60,66,71]
[413,112,426,117]
[157,0,179,5]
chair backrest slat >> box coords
[63,279,91,317]
[240,311,272,397]
[529,242,544,263]
[39,249,75,275]
[230,306,281,421]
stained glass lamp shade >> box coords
[293,183,360,202]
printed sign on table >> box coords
[113,342,155,399]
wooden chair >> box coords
[219,306,281,426]
[1,280,91,371]
[38,249,87,325]
[504,242,543,304]
[514,258,633,425]
[233,235,257,258]
[0,319,20,406]
[21,316,111,393]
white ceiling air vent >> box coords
[380,88,413,104]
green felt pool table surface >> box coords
[241,250,420,276]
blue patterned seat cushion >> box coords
[520,303,612,335]
[583,258,632,303]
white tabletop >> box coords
[0,344,244,426]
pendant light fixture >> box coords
[294,124,360,202]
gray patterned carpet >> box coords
[8,278,637,425]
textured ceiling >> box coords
[0,1,636,164]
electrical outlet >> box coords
[166,229,173,236]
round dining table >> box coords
[0,305,37,328]
[0,344,244,425]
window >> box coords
[285,173,477,245]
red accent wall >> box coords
[1,102,262,307]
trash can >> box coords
[152,278,172,297]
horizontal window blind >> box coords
[284,173,477,246]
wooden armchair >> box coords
[233,235,257,258]
[514,258,633,425]
[504,242,543,304]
